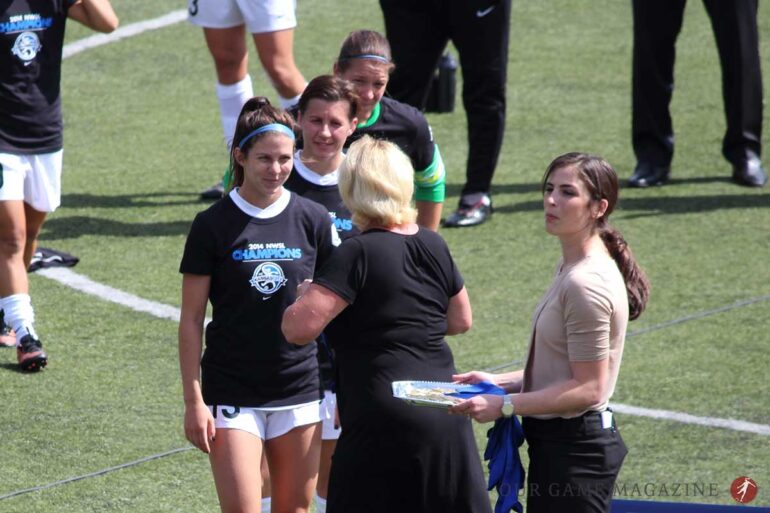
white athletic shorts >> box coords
[209,400,320,440]
[0,150,63,212]
[320,390,341,441]
[187,0,297,34]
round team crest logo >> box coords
[12,31,42,63]
[249,262,287,296]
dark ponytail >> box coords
[598,223,650,320]
[543,152,650,320]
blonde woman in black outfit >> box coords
[283,136,490,513]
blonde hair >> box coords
[339,136,417,229]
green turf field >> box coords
[1,0,768,511]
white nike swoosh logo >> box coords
[476,6,495,17]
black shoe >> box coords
[732,155,767,188]
[628,162,671,188]
[443,194,492,228]
[200,180,225,200]
[17,334,47,372]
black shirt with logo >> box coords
[285,159,359,391]
[284,165,359,241]
[347,96,435,172]
[0,0,76,153]
[180,193,336,407]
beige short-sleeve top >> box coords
[522,254,629,419]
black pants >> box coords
[523,411,628,513]
[632,0,763,167]
[379,0,511,198]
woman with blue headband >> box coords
[333,30,446,231]
[179,97,339,513]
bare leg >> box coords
[261,453,271,502]
[23,203,47,270]
[203,26,249,85]
[252,29,306,98]
[0,200,29,297]
[209,429,264,513]
[316,439,337,499]
[265,423,321,513]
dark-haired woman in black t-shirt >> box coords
[179,97,338,513]
[282,136,491,513]
[0,0,118,370]
[332,30,446,232]
[284,74,359,513]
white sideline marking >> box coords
[62,9,187,60]
[38,267,185,323]
[37,268,770,437]
[610,403,770,436]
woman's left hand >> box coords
[449,394,503,423]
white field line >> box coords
[37,267,211,324]
[610,403,770,436]
[62,9,187,60]
[36,267,769,436]
[38,267,181,321]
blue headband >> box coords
[339,53,390,64]
[238,123,295,150]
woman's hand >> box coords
[449,394,503,423]
[452,370,498,385]
[184,401,216,454]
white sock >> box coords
[315,494,327,513]
[278,89,304,109]
[261,497,271,513]
[216,75,254,149]
[0,294,36,344]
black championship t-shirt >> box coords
[284,157,359,241]
[179,192,336,407]
[347,96,435,172]
[0,0,75,153]
[285,156,359,390]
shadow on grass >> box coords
[445,182,542,199]
[61,192,205,209]
[39,216,192,240]
[0,362,22,373]
[495,193,769,216]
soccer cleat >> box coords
[200,180,225,200]
[443,193,493,228]
[17,334,47,372]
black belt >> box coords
[522,409,615,434]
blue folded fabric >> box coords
[484,416,525,513]
[446,381,506,399]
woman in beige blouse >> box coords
[450,152,650,513]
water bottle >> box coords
[425,52,457,113]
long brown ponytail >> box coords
[543,152,650,320]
